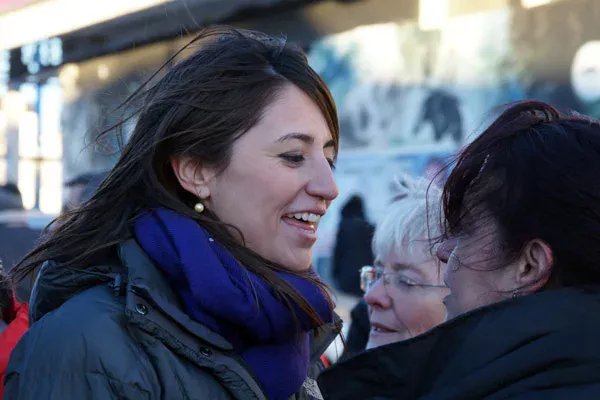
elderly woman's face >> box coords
[201,84,338,271]
[365,242,448,348]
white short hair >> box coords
[373,175,443,260]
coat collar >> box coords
[121,239,340,399]
[118,239,268,399]
[119,239,233,350]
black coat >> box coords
[332,218,374,296]
[5,240,338,399]
[344,300,370,357]
[319,287,600,399]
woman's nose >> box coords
[364,278,392,309]
[306,157,338,201]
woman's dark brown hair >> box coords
[11,26,339,326]
[442,100,600,286]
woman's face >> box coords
[201,84,338,271]
[437,218,518,320]
[365,242,448,349]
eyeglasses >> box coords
[360,265,447,293]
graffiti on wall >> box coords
[309,10,514,150]
[310,0,600,259]
[308,9,516,258]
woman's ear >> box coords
[170,157,214,199]
[516,239,553,293]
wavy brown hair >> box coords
[12,26,339,327]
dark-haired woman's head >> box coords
[171,81,338,270]
[436,100,600,319]
[14,26,339,324]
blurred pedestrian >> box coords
[332,195,374,297]
[0,184,23,211]
[319,100,600,399]
[5,26,340,400]
[345,176,447,356]
[0,184,41,302]
[0,269,28,400]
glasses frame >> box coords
[359,265,447,293]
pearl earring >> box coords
[194,202,205,213]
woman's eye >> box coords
[280,153,336,170]
[396,275,417,287]
[281,154,305,164]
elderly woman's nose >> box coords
[364,279,392,309]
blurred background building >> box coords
[0,0,597,249]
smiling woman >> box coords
[5,26,340,400]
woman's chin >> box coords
[279,256,312,272]
[257,246,313,272]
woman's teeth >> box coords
[286,213,321,223]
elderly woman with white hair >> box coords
[346,176,448,352]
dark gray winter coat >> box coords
[4,240,337,399]
[319,286,600,400]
